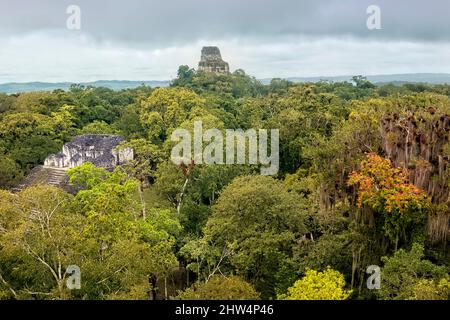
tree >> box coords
[378,243,448,300]
[176,164,251,235]
[0,93,16,113]
[67,162,110,189]
[113,104,146,139]
[0,112,61,172]
[0,169,181,300]
[410,278,450,300]
[117,139,163,218]
[50,104,78,143]
[12,91,61,114]
[80,120,116,134]
[348,153,430,249]
[0,156,23,188]
[203,175,308,298]
[171,65,196,87]
[175,276,260,300]
[140,87,206,142]
[2,67,450,301]
[0,186,82,299]
[68,163,181,299]
[352,75,375,90]
[279,267,352,300]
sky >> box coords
[0,0,449,83]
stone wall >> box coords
[198,46,230,74]
[44,134,133,169]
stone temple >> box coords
[14,135,133,193]
[198,46,230,74]
[44,134,133,169]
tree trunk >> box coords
[164,277,168,300]
[149,274,157,300]
[138,182,146,219]
[177,178,189,215]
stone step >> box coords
[48,180,64,184]
[48,175,66,179]
[13,165,70,192]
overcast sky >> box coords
[0,0,449,83]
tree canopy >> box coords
[0,68,449,300]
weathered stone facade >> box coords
[198,46,230,74]
[44,134,133,169]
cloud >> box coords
[0,0,449,82]
[1,32,450,83]
[1,0,449,45]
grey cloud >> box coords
[0,0,449,47]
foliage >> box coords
[378,243,449,300]
[279,267,352,300]
[1,69,450,300]
[140,87,205,142]
[348,153,429,214]
[175,276,260,300]
[80,120,116,134]
[202,175,308,298]
[348,153,429,246]
[0,181,180,299]
[411,278,450,300]
[0,156,23,188]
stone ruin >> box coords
[198,46,230,74]
[44,134,133,169]
[13,135,133,193]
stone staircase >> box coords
[46,167,68,186]
[13,165,70,192]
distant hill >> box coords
[1,73,450,94]
[0,80,170,94]
[260,73,450,85]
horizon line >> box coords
[2,72,450,85]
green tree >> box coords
[0,169,181,299]
[351,75,375,90]
[378,243,448,300]
[171,65,197,87]
[175,276,260,300]
[80,120,116,134]
[140,87,205,142]
[279,267,352,300]
[0,156,23,188]
[0,112,61,171]
[410,278,450,300]
[67,162,110,189]
[0,186,83,299]
[203,175,308,298]
[117,139,163,218]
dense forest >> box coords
[0,67,449,300]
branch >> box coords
[0,272,17,298]
[23,242,60,284]
[21,288,53,296]
[96,265,127,284]
[207,248,230,282]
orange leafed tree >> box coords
[348,153,430,247]
[348,153,429,214]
